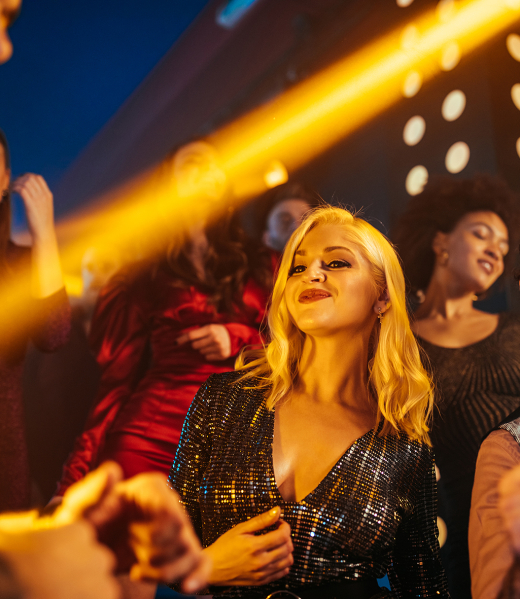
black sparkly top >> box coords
[168,371,449,598]
[417,312,520,599]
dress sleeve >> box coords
[389,452,450,598]
[168,376,214,542]
[29,287,71,352]
[56,273,149,495]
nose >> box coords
[303,261,326,283]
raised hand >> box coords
[204,507,293,586]
[12,173,55,242]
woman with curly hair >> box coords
[392,174,520,599]
[169,205,448,598]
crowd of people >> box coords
[4,2,520,599]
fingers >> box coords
[176,326,211,346]
[237,507,281,534]
[254,520,293,553]
[54,462,124,526]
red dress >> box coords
[57,263,270,493]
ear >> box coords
[432,231,448,257]
[373,287,390,316]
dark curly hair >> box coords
[392,174,520,294]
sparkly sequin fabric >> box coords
[169,371,449,598]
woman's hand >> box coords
[176,324,232,361]
[204,506,293,586]
[12,173,55,242]
[12,173,64,297]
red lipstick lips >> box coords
[298,288,331,303]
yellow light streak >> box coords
[1,0,519,338]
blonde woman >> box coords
[169,206,448,599]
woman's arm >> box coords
[168,377,293,589]
[12,174,63,298]
[389,452,449,599]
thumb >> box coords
[237,507,281,534]
[53,461,123,525]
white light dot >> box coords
[406,165,429,196]
[516,137,520,158]
[507,34,520,62]
[403,116,426,146]
[401,24,420,50]
[445,142,470,173]
[264,160,288,188]
[403,71,423,98]
[511,84,520,110]
[440,41,461,71]
[442,90,466,121]
[397,0,414,6]
[437,0,456,22]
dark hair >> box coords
[253,181,319,238]
[0,129,11,273]
[392,174,520,294]
[161,208,272,314]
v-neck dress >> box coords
[416,311,520,599]
[168,371,449,598]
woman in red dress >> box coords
[57,208,273,492]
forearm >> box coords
[30,231,63,298]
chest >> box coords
[199,402,418,555]
[414,313,499,348]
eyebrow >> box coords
[295,246,355,256]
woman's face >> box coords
[436,210,509,293]
[284,223,379,338]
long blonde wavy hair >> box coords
[237,205,433,445]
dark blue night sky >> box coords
[0,0,212,211]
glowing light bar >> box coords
[212,0,520,187]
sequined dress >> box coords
[168,371,449,598]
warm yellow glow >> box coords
[437,0,457,23]
[264,160,289,188]
[1,0,519,338]
[63,274,83,297]
[440,40,461,70]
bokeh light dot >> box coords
[396,0,414,6]
[401,24,420,50]
[511,84,520,110]
[516,137,520,159]
[436,0,456,22]
[442,90,466,121]
[403,116,426,146]
[264,160,288,188]
[445,142,470,173]
[508,34,520,62]
[440,41,461,71]
[406,165,428,196]
[403,71,423,98]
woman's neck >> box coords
[415,273,477,321]
[296,331,372,409]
